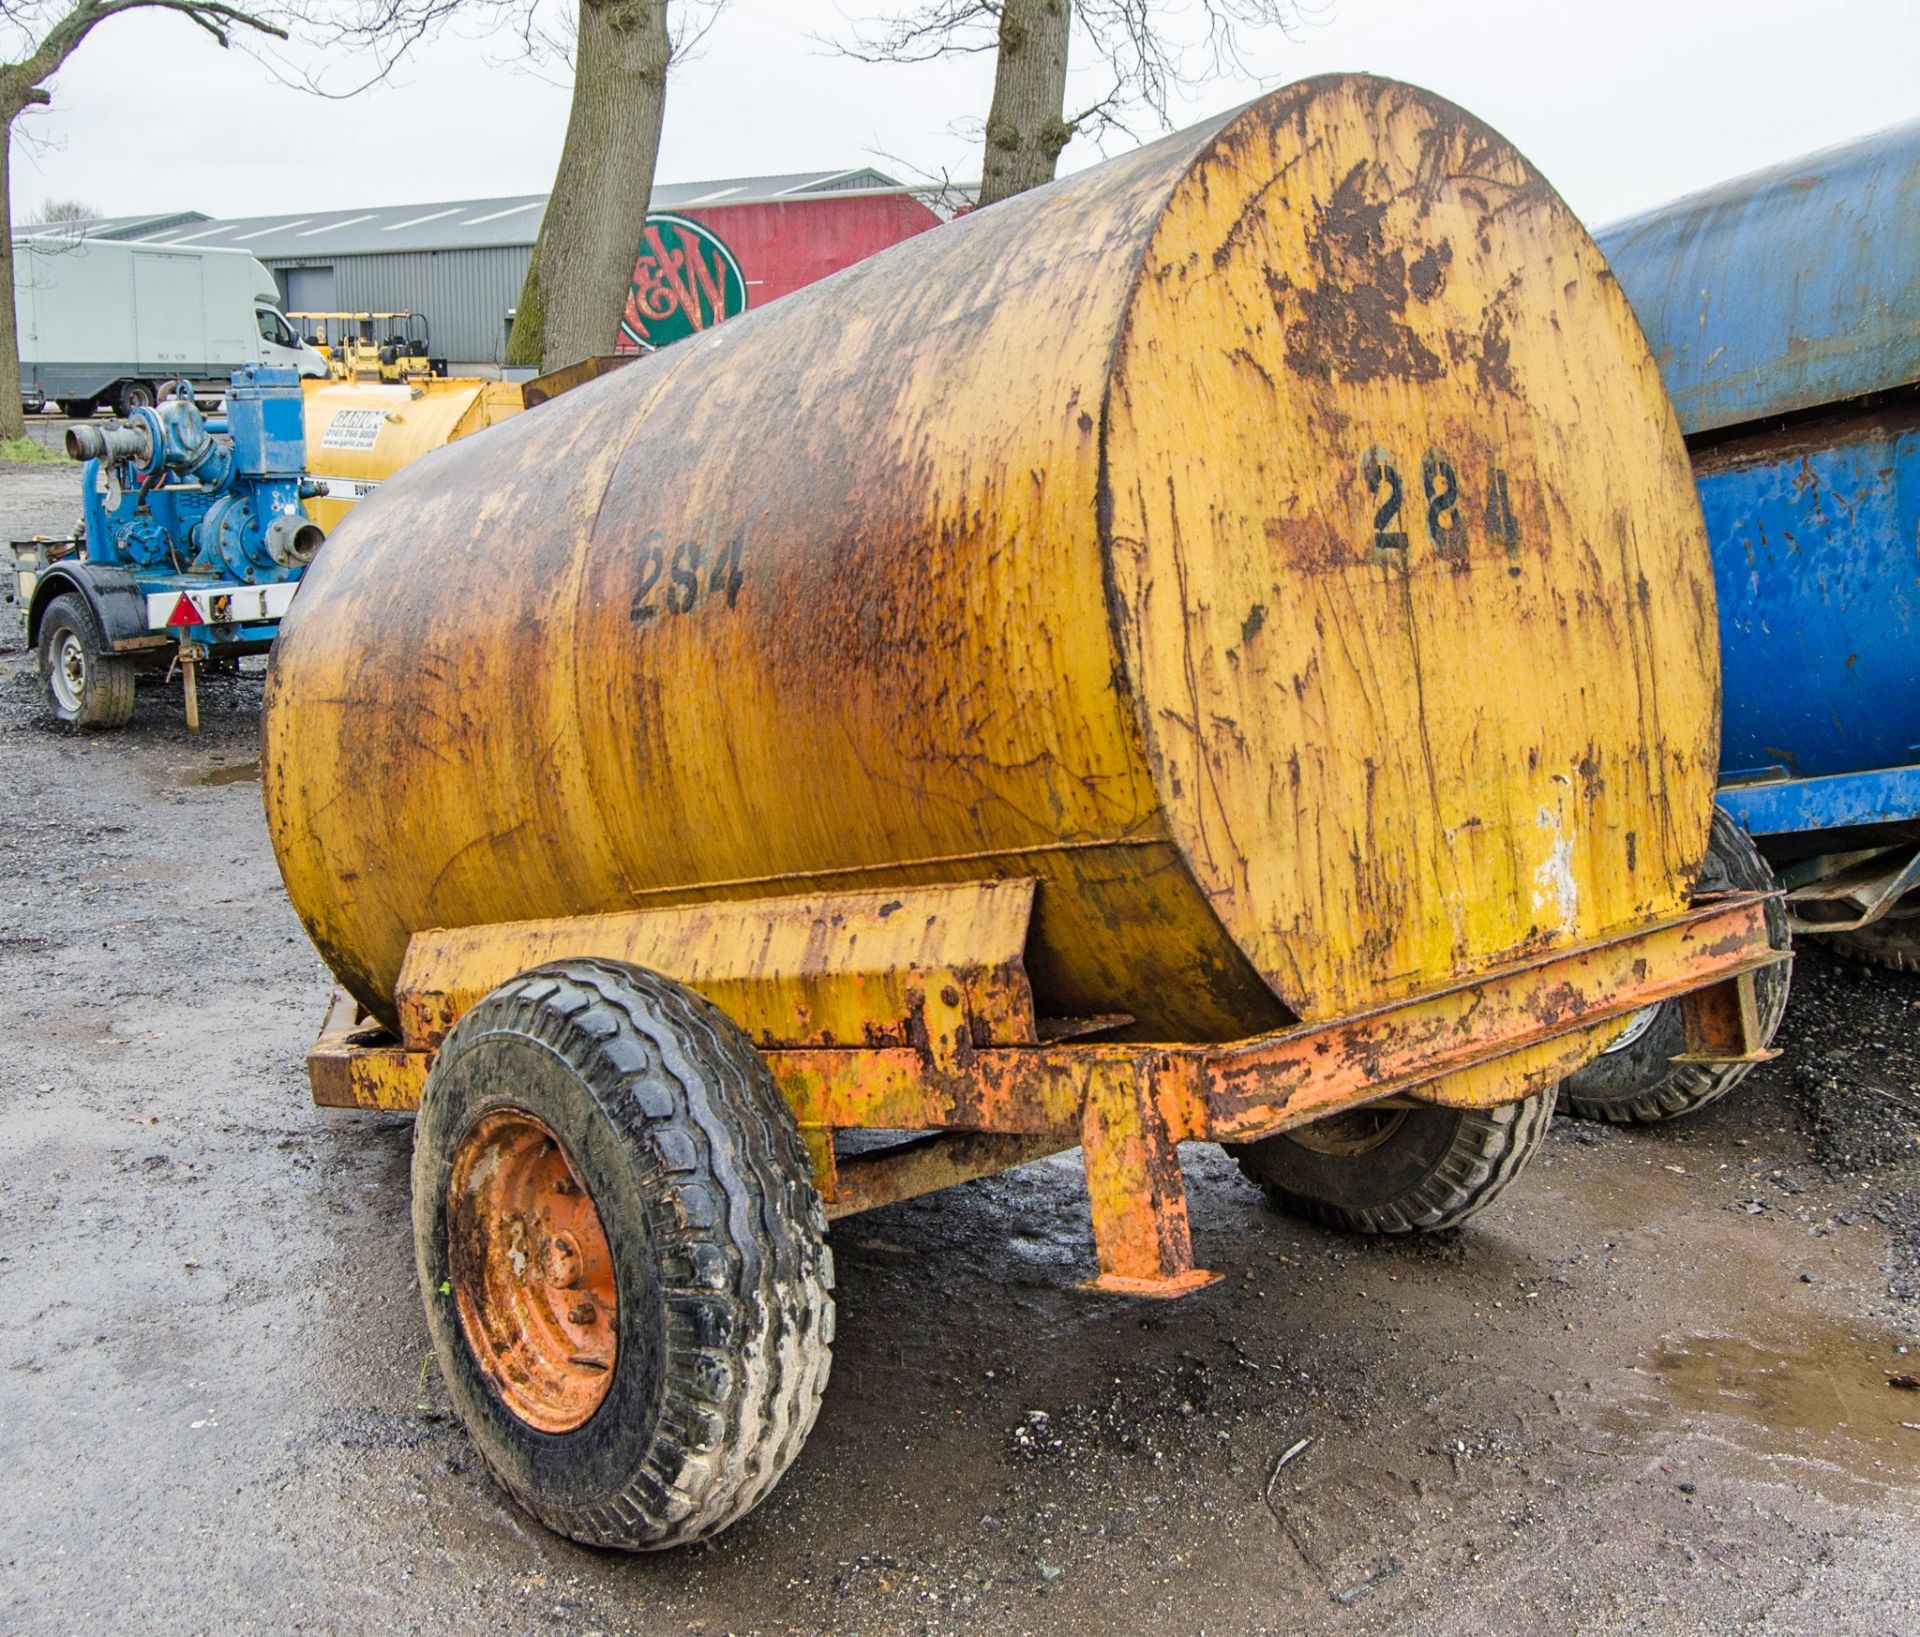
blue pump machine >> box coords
[15,365,324,730]
[1597,119,1920,957]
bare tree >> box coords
[839,0,1320,208]
[2,0,288,438]
[32,194,97,224]
[311,0,722,374]
[507,0,671,371]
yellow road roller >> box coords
[263,76,1785,1549]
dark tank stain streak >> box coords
[1393,572,1451,894]
[1163,478,1243,889]
[1229,348,1277,392]
[1475,269,1525,398]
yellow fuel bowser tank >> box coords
[262,77,1782,1552]
[300,377,525,533]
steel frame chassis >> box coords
[310,882,1782,1296]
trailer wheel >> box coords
[114,380,155,415]
[1813,892,1920,971]
[58,399,95,419]
[38,592,134,729]
[412,958,834,1550]
[1226,1088,1555,1235]
[1561,809,1791,1124]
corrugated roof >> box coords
[17,170,905,258]
[18,209,210,241]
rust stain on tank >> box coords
[1272,160,1446,385]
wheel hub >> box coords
[1285,1105,1411,1157]
[446,1110,617,1433]
[52,631,86,713]
[1601,1003,1661,1055]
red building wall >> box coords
[687,192,944,307]
[616,191,942,352]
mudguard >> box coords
[27,561,158,653]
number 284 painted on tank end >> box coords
[1361,445,1524,568]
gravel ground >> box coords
[2,457,1918,1636]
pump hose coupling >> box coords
[65,420,152,466]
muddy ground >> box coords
[2,457,1918,1636]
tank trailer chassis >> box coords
[311,879,1781,1295]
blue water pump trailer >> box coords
[1563,119,1920,1124]
[15,365,324,730]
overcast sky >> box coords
[11,0,1919,230]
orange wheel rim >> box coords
[446,1110,618,1433]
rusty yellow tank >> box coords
[263,75,1718,1048]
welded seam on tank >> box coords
[1610,521,1678,871]
[622,834,1172,901]
[1091,77,1328,746]
[1394,569,1450,900]
[1091,79,1385,1018]
[1088,88,1325,898]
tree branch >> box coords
[825,0,1001,65]
[6,0,287,100]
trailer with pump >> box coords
[1564,119,1920,1125]
[17,368,321,731]
[9,367,526,728]
[264,77,1785,1549]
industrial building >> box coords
[37,171,946,371]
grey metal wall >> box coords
[263,246,532,368]
[281,266,337,313]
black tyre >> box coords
[37,592,134,729]
[1815,892,1920,972]
[114,380,155,415]
[58,398,95,419]
[413,958,834,1550]
[1561,808,1791,1124]
[1226,1088,1555,1235]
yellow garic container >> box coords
[299,377,525,534]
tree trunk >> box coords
[512,0,672,374]
[0,109,25,442]
[978,0,1073,207]
[503,250,545,368]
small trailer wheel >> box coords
[1815,894,1920,972]
[1561,808,1790,1124]
[1226,1089,1555,1235]
[38,592,134,729]
[114,379,156,415]
[412,958,834,1550]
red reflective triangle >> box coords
[166,593,201,628]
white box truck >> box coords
[14,236,326,416]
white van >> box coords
[14,236,326,416]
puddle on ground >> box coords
[1615,1329,1920,1496]
[196,761,260,787]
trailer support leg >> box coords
[1079,1063,1218,1297]
[798,1127,837,1197]
[180,642,201,734]
[1673,967,1782,1064]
